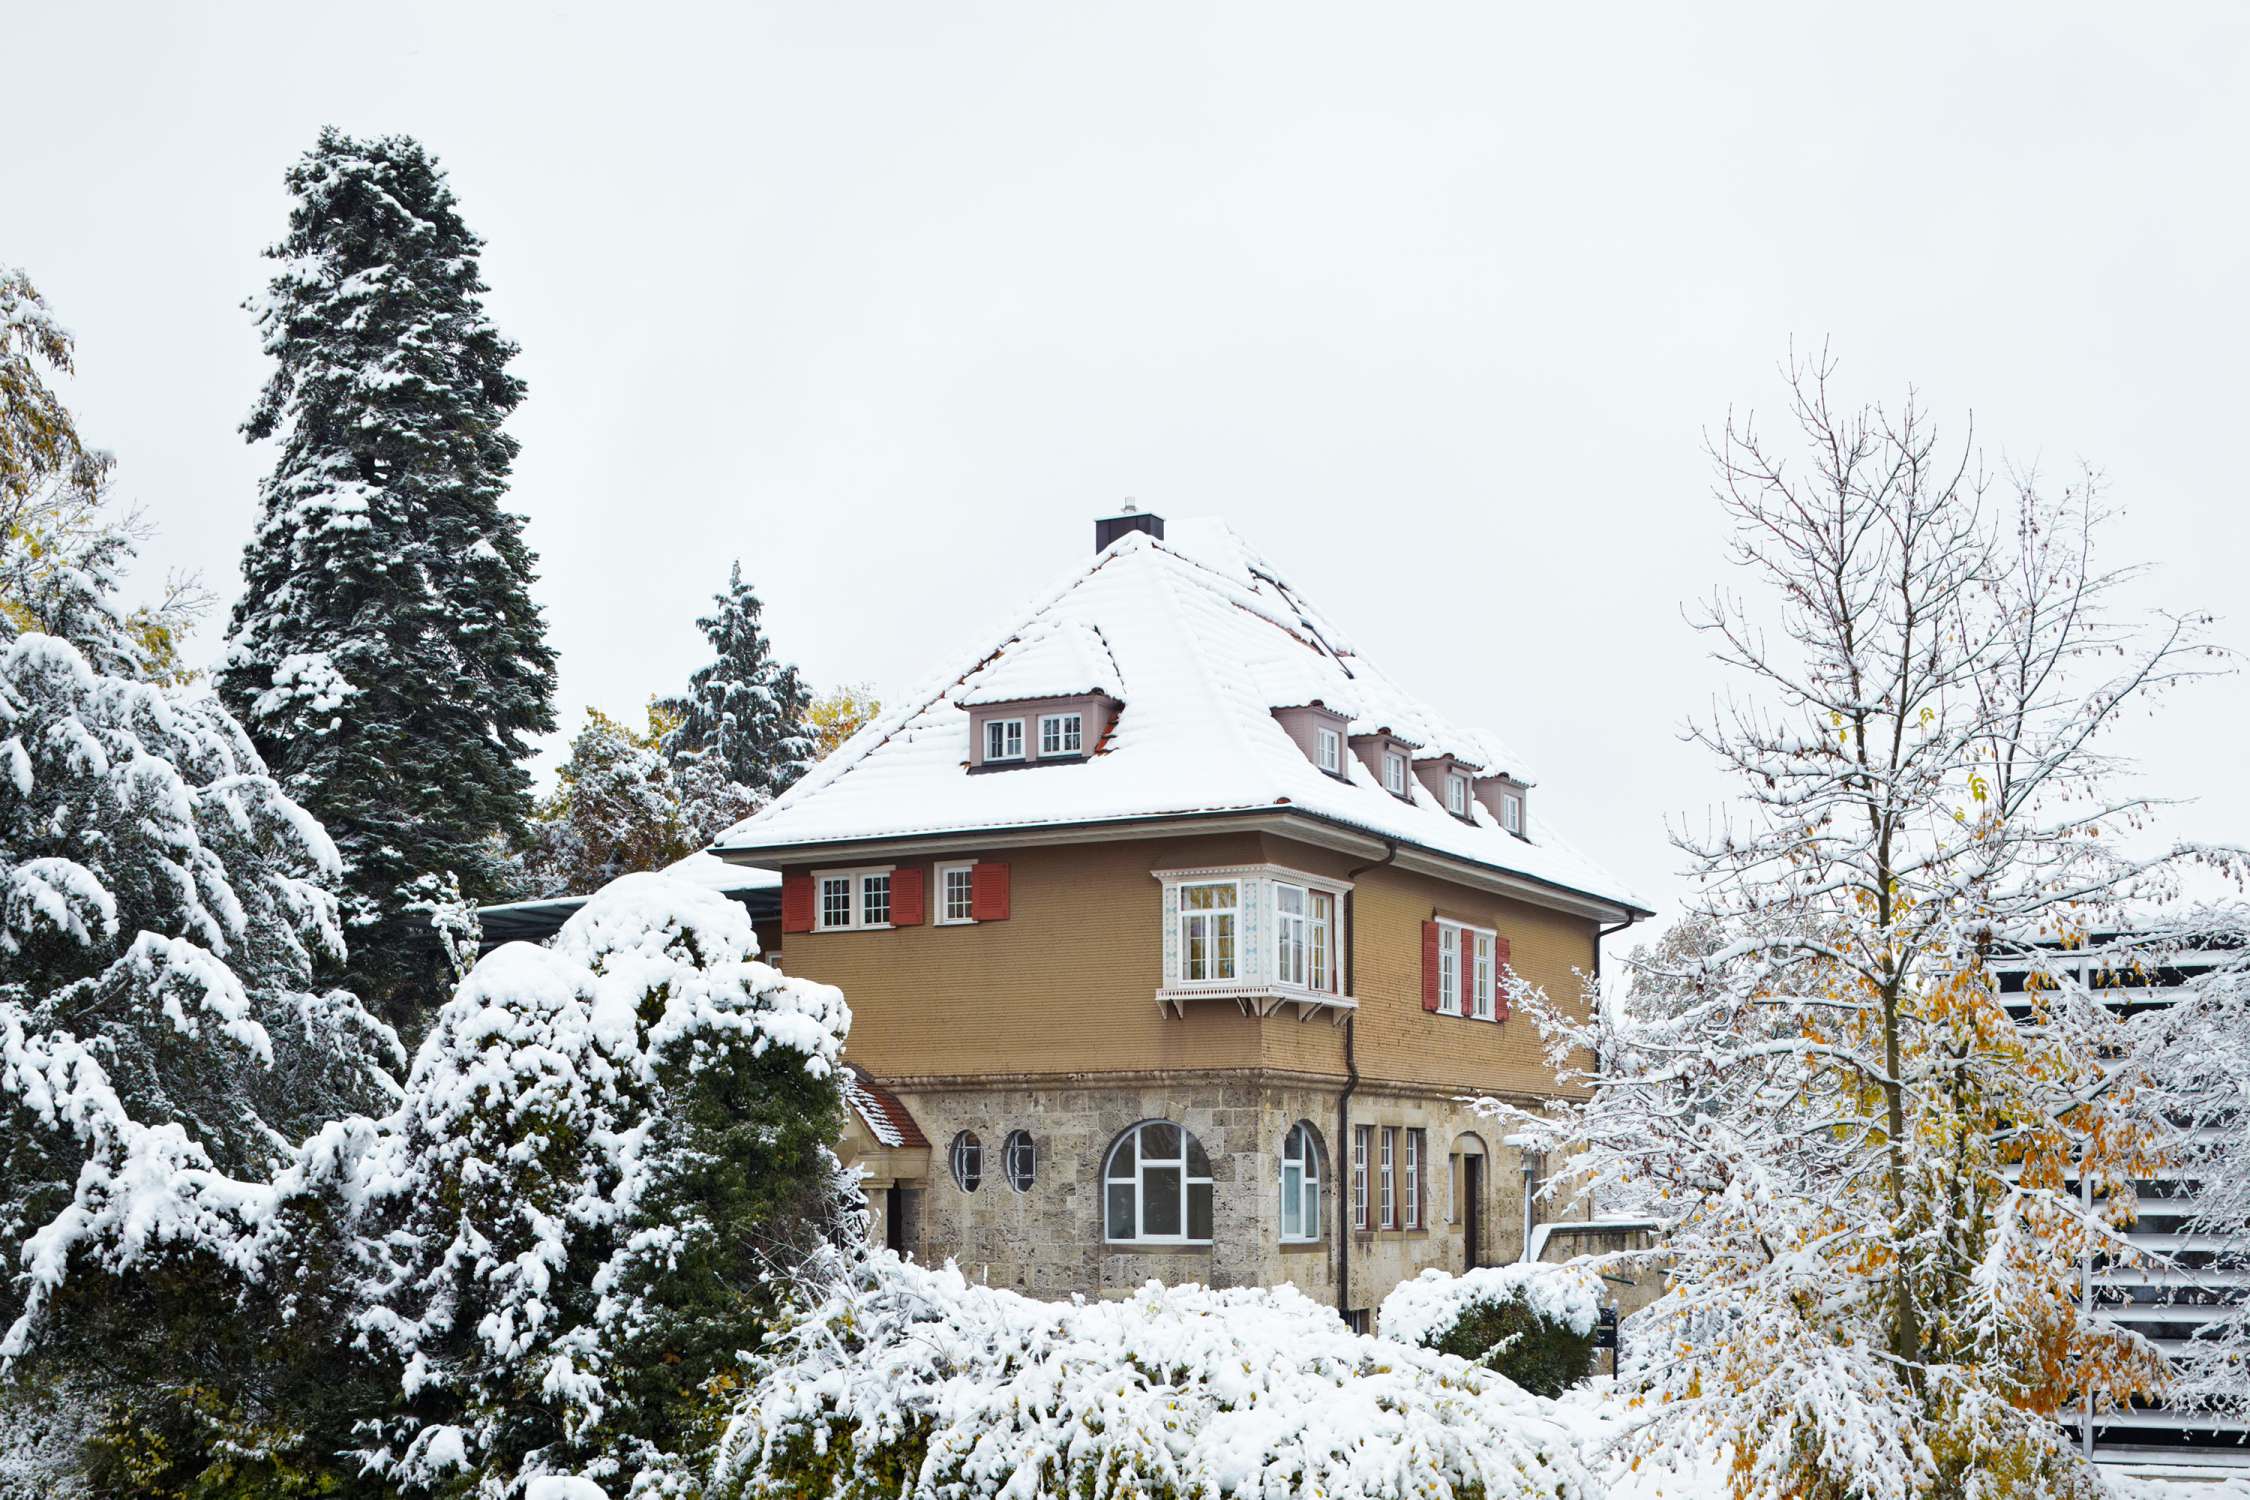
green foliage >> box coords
[1421,1295,1595,1399]
[221,127,557,1030]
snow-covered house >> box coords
[712,509,1651,1324]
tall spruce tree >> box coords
[221,129,555,1025]
[659,561,812,838]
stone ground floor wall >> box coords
[884,1070,1592,1325]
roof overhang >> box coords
[714,807,1651,926]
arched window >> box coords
[1103,1120,1213,1244]
[950,1131,982,1192]
[1004,1129,1037,1192]
[1280,1122,1322,1241]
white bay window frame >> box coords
[1153,864,1354,1017]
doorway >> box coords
[1463,1156,1484,1268]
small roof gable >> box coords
[843,1065,928,1149]
[957,619,1123,707]
[715,517,1645,916]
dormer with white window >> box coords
[1349,729,1420,802]
[1413,753,1479,822]
[957,618,1124,772]
[1271,702,1352,780]
[1474,774,1531,838]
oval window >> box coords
[950,1130,982,1192]
[1003,1129,1036,1192]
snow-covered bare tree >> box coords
[220,129,556,1028]
[1491,353,2242,1500]
[659,561,811,840]
[2143,910,2250,1426]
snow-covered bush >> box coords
[713,1253,1592,1500]
[1378,1263,1602,1397]
[351,871,852,1497]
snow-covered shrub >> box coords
[713,1253,1592,1500]
[1379,1263,1602,1397]
[352,871,852,1497]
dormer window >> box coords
[967,692,1118,771]
[1384,752,1407,797]
[1502,792,1522,833]
[1316,727,1342,774]
[1040,711,1084,757]
[1446,773,1468,816]
[984,717,1025,761]
[1272,704,1352,780]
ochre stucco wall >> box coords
[771,828,1601,1104]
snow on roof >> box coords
[716,518,1647,915]
[842,1065,928,1149]
[956,618,1123,706]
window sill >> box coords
[815,924,894,934]
[1101,1241,1213,1254]
[1280,1238,1326,1253]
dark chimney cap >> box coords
[1095,502,1165,552]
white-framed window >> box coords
[1384,751,1407,796]
[1446,773,1468,816]
[1404,1129,1423,1229]
[1502,792,1523,833]
[1178,880,1239,982]
[1437,925,1462,1016]
[1379,1127,1397,1229]
[950,1131,982,1192]
[984,717,1025,761]
[1273,882,1337,993]
[1315,726,1342,774]
[818,874,853,931]
[1352,1125,1371,1229]
[1039,711,1084,757]
[1104,1121,1213,1244]
[1472,931,1496,1020]
[815,866,896,930]
[935,861,978,924]
[1003,1129,1036,1192]
[1281,1122,1322,1242]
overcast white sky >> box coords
[8,2,2246,937]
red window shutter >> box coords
[971,861,1011,921]
[1420,920,1440,1012]
[781,874,815,934]
[1494,933,1513,1021]
[891,865,925,926]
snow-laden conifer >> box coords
[221,128,556,1023]
[658,562,811,842]
[1488,355,2245,1500]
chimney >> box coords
[1094,502,1165,553]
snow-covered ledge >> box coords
[1151,863,1356,1023]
